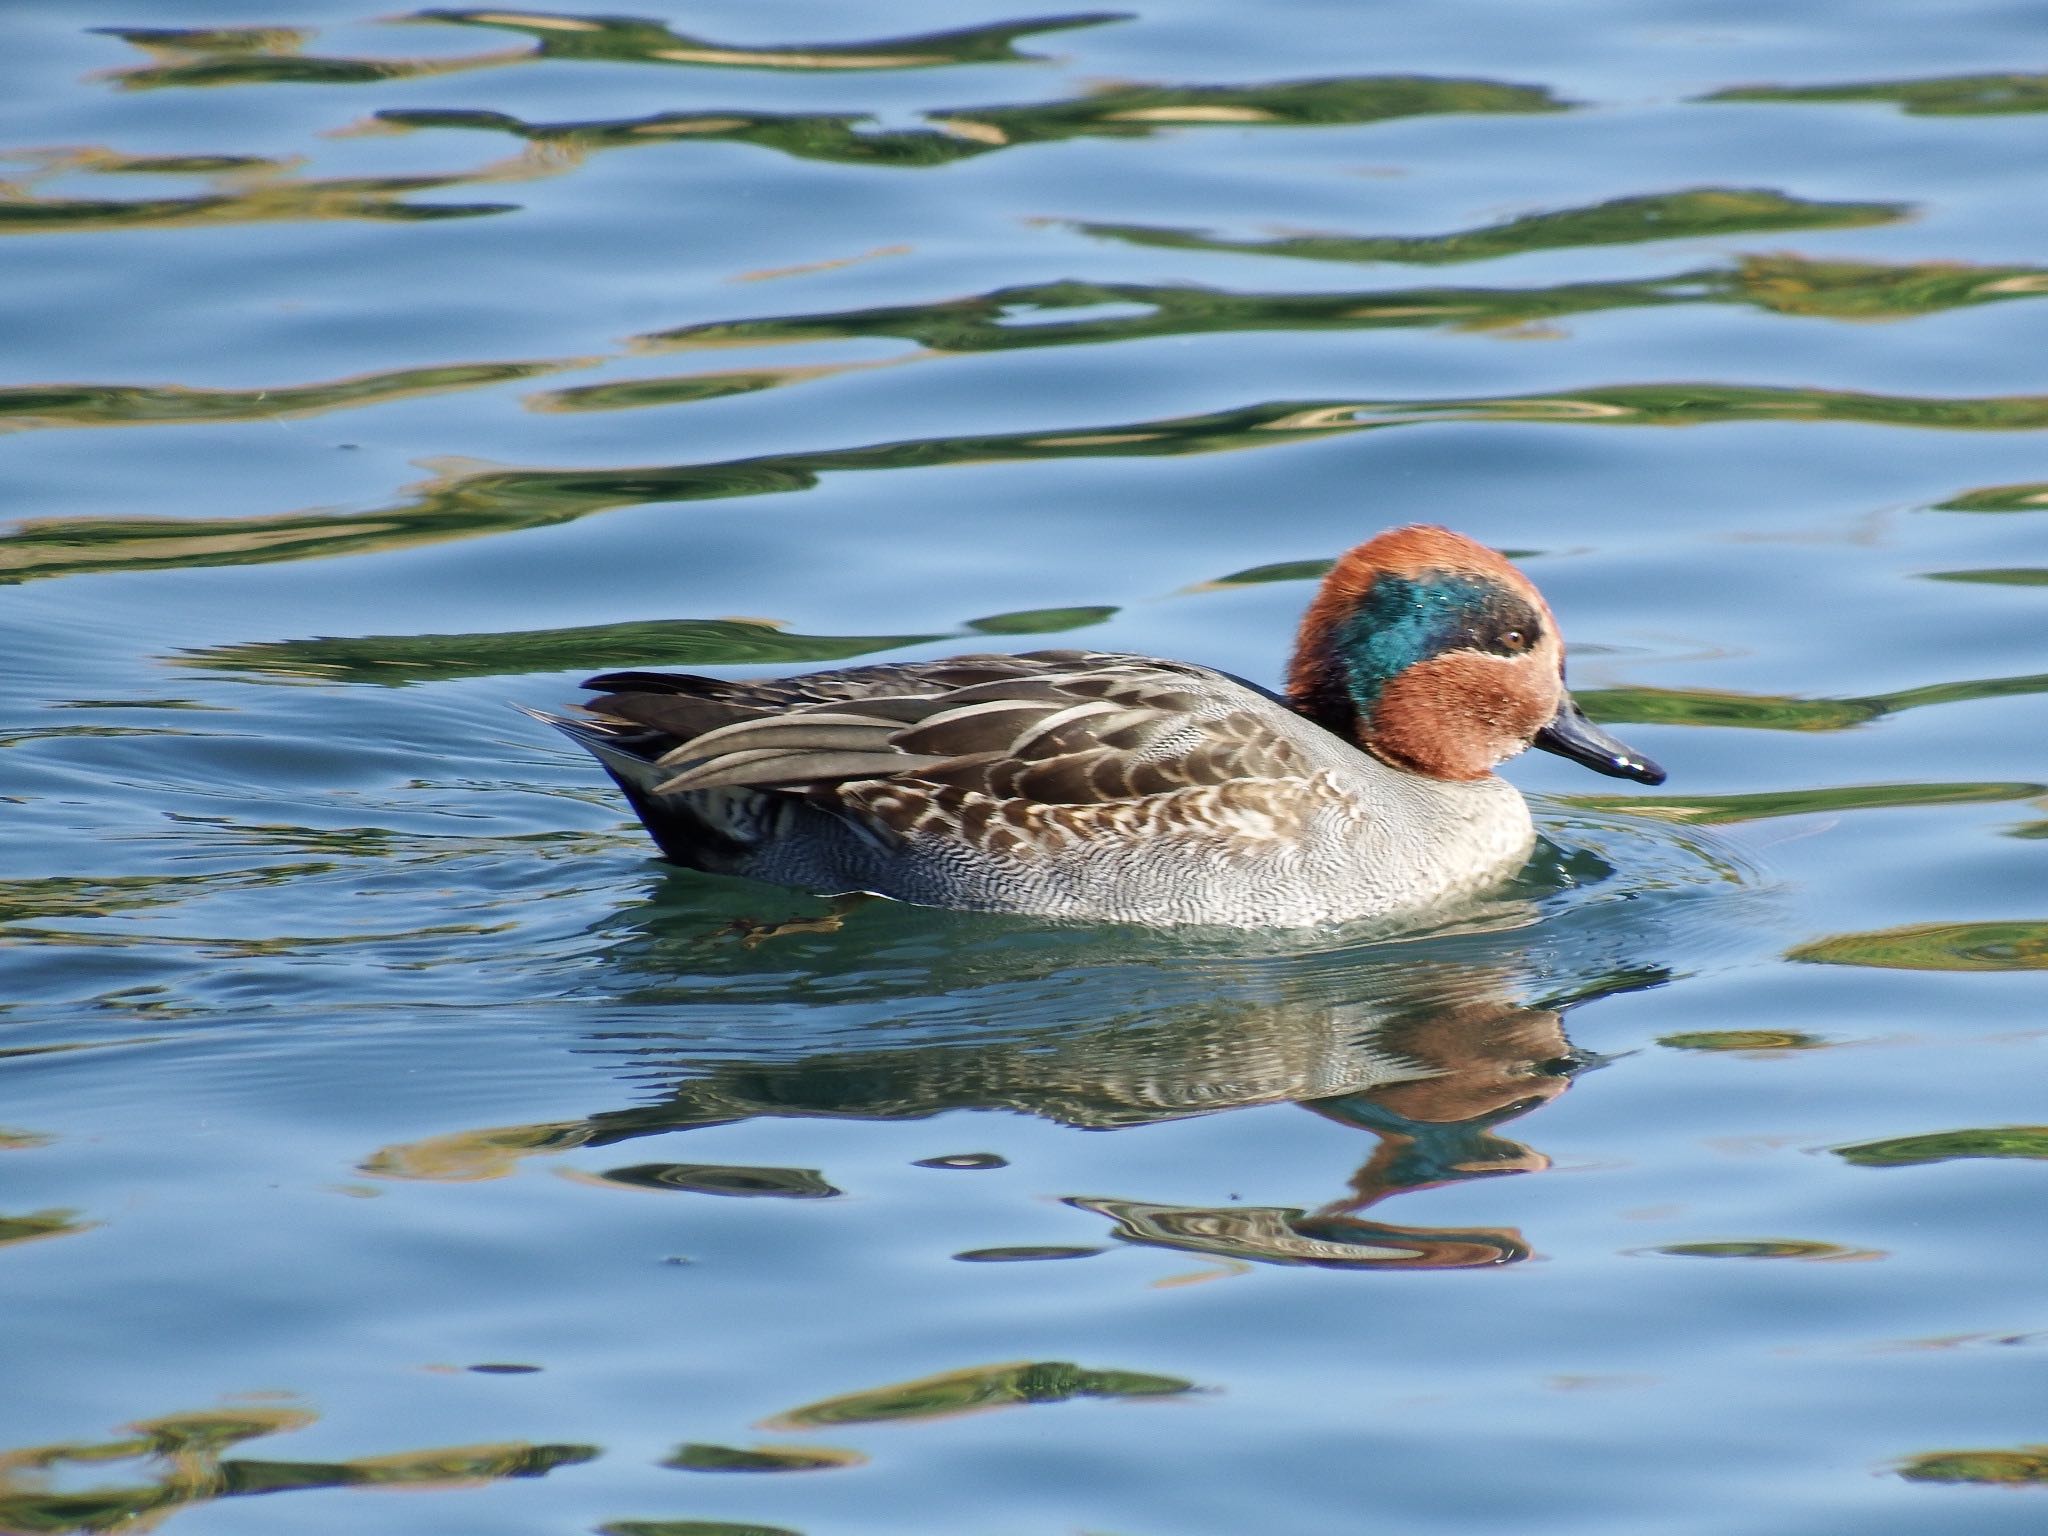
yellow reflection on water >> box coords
[0,1405,596,1535]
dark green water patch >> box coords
[0,1405,596,1535]
[1789,921,2048,971]
[179,619,950,684]
[1925,567,2048,586]
[529,366,859,413]
[603,1523,803,1536]
[379,104,1008,169]
[0,1209,94,1248]
[25,383,2048,588]
[1569,781,2045,822]
[1659,1030,1831,1052]
[594,1163,841,1198]
[1897,1444,2048,1485]
[95,23,523,89]
[964,605,1117,635]
[764,1361,1195,1428]
[1731,254,2048,318]
[1935,481,2048,513]
[0,397,1376,583]
[0,360,573,432]
[913,1152,1008,1169]
[379,73,1568,171]
[639,272,1688,353]
[662,1443,864,1472]
[1581,673,2048,732]
[410,8,1126,71]
[640,256,2047,365]
[1199,558,1337,587]
[1070,187,1905,266]
[1341,382,2048,431]
[1834,1127,2048,1168]
[0,153,522,234]
[1646,1238,1878,1259]
[952,1245,1106,1261]
[1706,71,2048,116]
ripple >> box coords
[0,360,577,433]
[1068,188,1906,266]
[375,72,1569,172]
[0,144,535,234]
[1791,921,2048,971]
[762,1361,1195,1429]
[586,1162,841,1198]
[1706,71,2048,116]
[662,1443,865,1473]
[1896,1445,2048,1485]
[1832,1127,2048,1168]
[0,1406,597,1534]
[1642,1238,1883,1261]
[414,8,1127,73]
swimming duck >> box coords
[532,525,1663,927]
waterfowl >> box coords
[532,525,1663,927]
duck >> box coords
[530,525,1664,927]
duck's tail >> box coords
[517,705,779,870]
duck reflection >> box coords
[369,874,1671,1271]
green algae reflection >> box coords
[97,10,1127,94]
[1648,1239,1880,1260]
[0,146,535,235]
[1707,71,2048,116]
[1925,567,2048,587]
[1569,781,2046,824]
[0,1405,595,1536]
[95,23,525,90]
[24,381,2048,589]
[378,73,1568,170]
[1834,1127,2048,1169]
[1898,1444,2048,1485]
[411,8,1126,71]
[1070,187,1905,267]
[1935,481,2048,513]
[603,1523,802,1536]
[0,1209,95,1249]
[639,255,2048,362]
[180,618,951,685]
[176,607,1106,685]
[1579,673,2048,733]
[663,1443,864,1472]
[1659,1030,1830,1052]
[1789,920,2048,971]
[764,1361,1194,1429]
[0,360,575,433]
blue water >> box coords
[6,2,2048,1531]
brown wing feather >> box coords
[576,650,1315,843]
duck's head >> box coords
[1286,525,1664,786]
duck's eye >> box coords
[1500,629,1528,652]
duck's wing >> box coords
[573,649,1319,846]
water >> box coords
[5,1,2048,1530]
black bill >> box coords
[1534,694,1665,785]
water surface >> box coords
[6,2,2048,1532]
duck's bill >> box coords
[1534,695,1665,786]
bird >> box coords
[528,524,1664,927]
